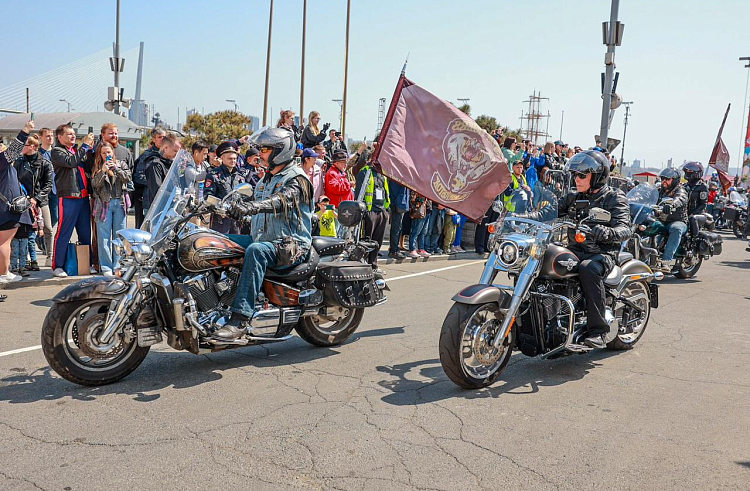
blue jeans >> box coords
[425,208,443,252]
[662,221,687,261]
[96,198,127,273]
[27,231,38,263]
[10,238,28,270]
[454,214,466,247]
[389,209,406,253]
[409,217,428,251]
[227,235,278,318]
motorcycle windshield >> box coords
[496,169,568,235]
[627,183,659,225]
[141,149,199,250]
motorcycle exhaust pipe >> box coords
[173,298,186,331]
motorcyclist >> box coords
[682,162,708,216]
[212,127,314,341]
[526,150,631,349]
[656,167,689,272]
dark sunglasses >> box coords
[571,172,589,180]
[259,146,273,153]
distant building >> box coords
[249,116,260,132]
[667,158,673,168]
[632,159,641,169]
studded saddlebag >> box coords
[316,261,378,308]
[697,231,723,256]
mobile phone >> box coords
[326,205,334,210]
[30,112,34,121]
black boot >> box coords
[583,333,607,349]
[212,313,251,341]
[27,261,40,272]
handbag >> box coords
[0,190,31,214]
[410,198,426,220]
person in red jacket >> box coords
[324,150,353,207]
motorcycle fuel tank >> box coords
[178,230,246,272]
[539,243,580,279]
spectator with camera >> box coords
[324,129,347,159]
[301,111,330,148]
[277,109,303,141]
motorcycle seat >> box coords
[616,252,633,266]
[604,265,623,287]
[265,247,320,283]
[312,236,347,257]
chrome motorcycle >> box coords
[439,185,662,389]
[42,149,386,386]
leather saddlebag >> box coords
[316,261,378,308]
[697,231,723,256]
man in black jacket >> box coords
[657,167,689,272]
[50,124,94,277]
[132,127,165,225]
[205,141,247,234]
[530,151,631,348]
[145,133,181,210]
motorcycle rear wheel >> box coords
[41,299,150,386]
[295,307,364,346]
[607,281,651,350]
[439,302,515,389]
[674,255,702,279]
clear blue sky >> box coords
[2,0,749,172]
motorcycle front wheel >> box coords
[42,299,150,386]
[439,302,515,389]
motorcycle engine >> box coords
[183,268,242,313]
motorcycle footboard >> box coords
[648,283,659,309]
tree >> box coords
[182,110,252,149]
[457,103,471,116]
[474,115,498,134]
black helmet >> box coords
[682,161,703,184]
[249,126,296,170]
[659,167,681,191]
[566,150,610,190]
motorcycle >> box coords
[439,181,662,389]
[42,149,386,386]
[726,189,749,238]
[624,182,723,278]
[712,195,728,230]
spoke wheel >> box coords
[609,281,651,349]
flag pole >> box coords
[372,61,413,165]
[341,0,351,140]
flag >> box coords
[742,104,750,189]
[708,104,732,193]
[374,74,510,221]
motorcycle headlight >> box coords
[499,241,519,266]
[132,244,154,263]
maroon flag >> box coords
[374,75,510,221]
[708,104,732,193]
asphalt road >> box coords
[0,234,748,490]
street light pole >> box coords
[262,0,274,126]
[300,0,307,126]
[332,99,343,133]
[226,99,238,112]
[341,0,351,139]
[59,99,71,112]
[114,0,121,115]
[599,0,621,147]
[620,101,633,167]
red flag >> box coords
[708,104,732,193]
[374,75,510,221]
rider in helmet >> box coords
[657,167,689,272]
[682,161,708,216]
[526,150,631,349]
[213,127,314,341]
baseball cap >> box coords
[554,140,564,146]
[245,146,259,159]
[318,195,330,203]
[301,148,318,159]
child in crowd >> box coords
[316,195,338,237]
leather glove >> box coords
[591,224,613,243]
[662,204,671,216]
[227,201,260,221]
[322,122,330,133]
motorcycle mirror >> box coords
[588,207,612,223]
[205,195,221,206]
[234,183,254,198]
[492,199,505,214]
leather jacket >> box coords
[14,152,53,206]
[658,184,688,223]
[684,180,708,216]
[51,143,91,198]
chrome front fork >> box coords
[98,266,147,345]
[491,258,538,348]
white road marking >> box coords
[0,261,485,359]
[385,260,484,282]
[0,345,42,358]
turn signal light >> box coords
[487,223,497,234]
[575,232,586,243]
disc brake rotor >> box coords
[76,313,125,360]
[471,318,503,366]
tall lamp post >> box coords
[59,99,72,112]
[598,0,623,147]
[332,99,343,132]
[226,99,238,112]
[262,0,274,126]
[341,0,351,139]
[300,0,307,126]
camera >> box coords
[335,132,342,138]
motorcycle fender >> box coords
[620,260,653,280]
[51,277,129,304]
[452,284,511,308]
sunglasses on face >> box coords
[571,172,589,180]
[260,146,273,153]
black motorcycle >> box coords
[42,150,386,386]
[624,183,723,278]
[439,187,662,389]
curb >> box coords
[0,273,82,291]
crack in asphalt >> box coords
[0,469,48,491]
